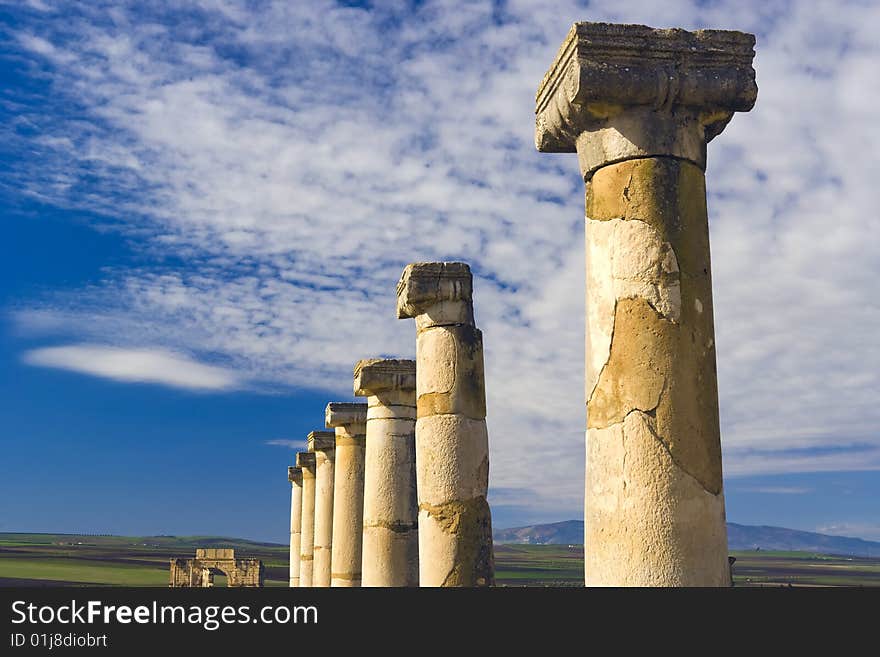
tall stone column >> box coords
[288,466,303,587]
[397,262,495,587]
[354,358,419,587]
[325,402,368,587]
[308,430,336,588]
[535,22,757,586]
[296,451,317,587]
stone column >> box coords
[325,402,368,587]
[397,262,495,587]
[354,358,419,587]
[535,22,757,586]
[308,430,336,588]
[296,451,317,587]
[288,466,303,587]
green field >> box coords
[2,534,879,587]
[495,544,880,587]
[0,534,290,587]
[494,544,585,586]
[729,551,880,587]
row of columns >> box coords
[290,20,757,587]
[287,262,495,587]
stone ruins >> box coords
[169,549,263,587]
[309,430,336,588]
[325,402,367,587]
[296,451,317,587]
[288,465,303,587]
[397,262,495,587]
[354,358,419,587]
[536,22,756,585]
[282,20,757,588]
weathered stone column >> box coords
[397,262,495,587]
[296,451,317,587]
[288,465,303,587]
[308,430,336,588]
[354,358,419,587]
[325,402,368,587]
[535,22,757,586]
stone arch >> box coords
[169,549,264,587]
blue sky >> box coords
[1,0,878,543]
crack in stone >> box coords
[624,407,719,496]
[588,297,669,427]
[587,296,618,407]
[587,292,721,493]
[440,564,459,587]
[363,520,418,533]
[599,404,720,497]
[586,292,673,409]
[420,497,495,587]
[619,293,677,325]
[585,216,682,407]
[622,169,634,204]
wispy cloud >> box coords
[265,439,306,450]
[724,445,880,478]
[4,1,880,514]
[736,486,812,495]
[23,345,240,391]
[816,523,880,543]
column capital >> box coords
[295,451,316,470]
[288,466,302,483]
[307,430,336,452]
[535,22,757,178]
[354,358,416,396]
[325,402,368,429]
[396,262,474,325]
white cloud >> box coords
[23,345,240,391]
[16,33,56,56]
[265,439,307,450]
[816,523,880,543]
[724,447,880,478]
[6,1,880,515]
[735,486,812,495]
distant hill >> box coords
[494,520,585,545]
[493,521,880,557]
[725,523,880,557]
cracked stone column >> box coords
[397,262,495,587]
[309,430,336,588]
[296,451,317,587]
[354,358,419,587]
[288,466,303,587]
[325,402,368,587]
[535,22,757,586]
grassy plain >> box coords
[2,534,878,587]
[0,534,289,587]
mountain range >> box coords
[493,521,880,557]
